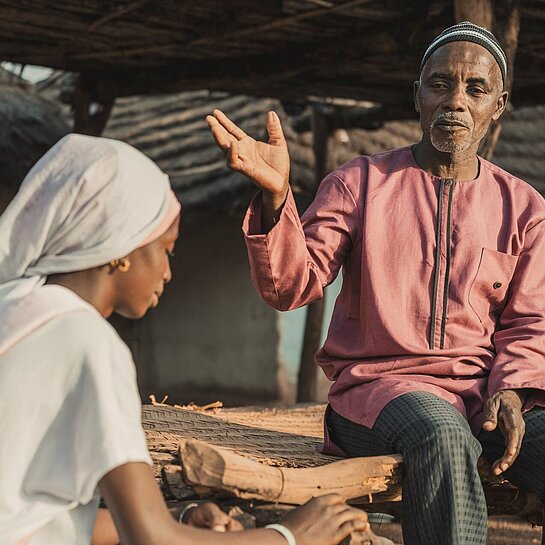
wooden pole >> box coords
[296,106,329,402]
[73,73,115,136]
[454,0,494,29]
[479,1,520,159]
[453,0,520,160]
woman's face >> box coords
[113,215,180,319]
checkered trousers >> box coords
[327,391,545,545]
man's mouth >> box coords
[434,119,469,129]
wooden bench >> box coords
[143,402,545,544]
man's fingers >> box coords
[227,141,244,172]
[267,111,286,146]
[482,396,500,431]
[212,109,248,140]
[492,412,525,475]
[206,115,236,151]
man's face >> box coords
[414,41,508,154]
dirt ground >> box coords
[370,516,543,544]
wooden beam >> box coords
[88,0,153,32]
[73,0,377,61]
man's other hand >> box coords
[482,389,527,475]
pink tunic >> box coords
[243,146,545,444]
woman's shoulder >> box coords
[48,309,131,362]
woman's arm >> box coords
[99,462,369,545]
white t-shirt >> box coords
[0,307,151,545]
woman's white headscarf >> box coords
[0,133,180,354]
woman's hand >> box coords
[281,494,369,545]
[185,502,243,532]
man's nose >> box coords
[443,84,467,111]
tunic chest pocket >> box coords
[468,248,518,323]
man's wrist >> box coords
[262,187,289,232]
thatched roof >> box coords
[1,1,545,112]
[96,89,424,214]
[492,106,545,195]
[26,72,545,215]
[0,70,69,209]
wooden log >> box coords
[179,439,404,505]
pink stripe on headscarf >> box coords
[137,191,181,248]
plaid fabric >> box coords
[327,392,487,545]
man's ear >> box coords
[413,80,421,113]
[492,90,509,121]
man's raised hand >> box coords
[206,109,290,211]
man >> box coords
[207,22,545,545]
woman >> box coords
[0,134,369,545]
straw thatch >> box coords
[492,106,545,195]
[1,1,545,111]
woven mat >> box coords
[142,403,340,469]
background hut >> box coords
[0,68,69,211]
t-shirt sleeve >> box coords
[22,311,151,506]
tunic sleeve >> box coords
[242,173,361,311]
[489,221,545,406]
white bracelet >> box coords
[265,523,297,545]
[178,502,199,524]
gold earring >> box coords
[110,258,131,272]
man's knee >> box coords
[405,419,481,460]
